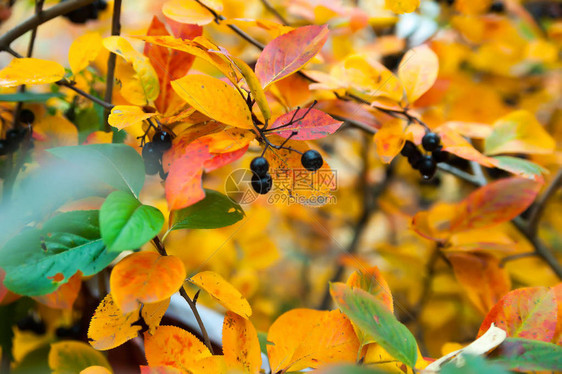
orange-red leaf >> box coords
[144,325,211,370]
[33,271,82,309]
[267,309,359,372]
[478,287,558,342]
[110,252,186,313]
[189,271,252,318]
[268,108,342,140]
[437,126,497,167]
[374,118,406,163]
[222,311,262,373]
[256,25,329,88]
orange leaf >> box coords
[268,108,343,140]
[33,271,82,309]
[436,126,497,167]
[144,325,211,370]
[80,367,112,374]
[398,45,439,103]
[189,271,252,318]
[478,287,558,342]
[267,309,360,372]
[140,366,181,374]
[449,177,542,233]
[447,253,511,315]
[256,25,329,88]
[374,118,406,163]
[346,266,393,313]
[110,252,186,313]
[162,0,215,25]
[165,140,210,211]
[222,312,262,373]
[203,145,249,173]
[171,74,253,129]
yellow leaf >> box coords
[103,36,160,104]
[222,312,262,373]
[110,252,186,313]
[267,309,360,372]
[385,0,420,14]
[49,341,112,374]
[33,113,79,150]
[374,118,406,163]
[229,55,271,121]
[189,270,252,318]
[144,325,212,369]
[398,45,439,103]
[190,356,228,374]
[0,58,65,87]
[171,75,253,129]
[344,55,404,103]
[80,366,112,374]
[108,105,157,130]
[114,58,149,106]
[484,110,556,156]
[69,32,103,75]
[88,294,168,350]
[162,0,215,25]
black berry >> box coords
[418,155,437,179]
[490,1,505,13]
[407,148,423,169]
[55,324,81,339]
[432,146,449,163]
[7,127,28,143]
[301,150,323,171]
[251,173,273,195]
[152,131,172,152]
[422,132,441,152]
[142,142,162,175]
[16,316,46,335]
[400,141,417,157]
[0,140,8,156]
[19,109,35,124]
[250,157,269,177]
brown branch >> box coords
[152,237,215,354]
[527,168,562,237]
[103,0,122,130]
[0,0,96,51]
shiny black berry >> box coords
[19,109,35,124]
[251,173,273,195]
[418,155,437,179]
[490,1,505,13]
[407,148,423,169]
[250,157,269,177]
[142,142,162,175]
[152,131,172,152]
[301,150,323,171]
[432,146,449,163]
[400,141,417,157]
[421,132,441,152]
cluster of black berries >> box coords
[0,109,32,156]
[489,1,505,13]
[16,315,46,335]
[142,131,172,179]
[62,0,107,24]
[249,150,323,195]
[401,132,448,180]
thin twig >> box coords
[0,0,95,51]
[527,168,562,237]
[152,237,215,354]
[259,0,289,25]
[103,0,122,130]
[500,251,537,266]
[58,80,114,109]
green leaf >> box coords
[47,143,145,198]
[0,211,118,296]
[100,191,164,252]
[442,354,509,374]
[493,156,547,182]
[490,337,562,371]
[169,189,245,230]
[257,331,270,356]
[0,92,64,102]
[330,282,418,368]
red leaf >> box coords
[165,140,210,211]
[478,287,558,342]
[204,145,249,173]
[144,16,201,113]
[449,177,542,233]
[255,25,329,88]
[268,108,343,140]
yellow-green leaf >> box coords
[171,75,253,129]
[49,341,112,374]
[68,32,103,75]
[386,0,420,14]
[0,58,65,87]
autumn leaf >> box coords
[144,325,211,370]
[267,308,359,372]
[171,74,253,129]
[108,105,157,130]
[162,0,215,25]
[189,270,252,318]
[255,25,329,88]
[267,108,343,140]
[386,0,420,14]
[346,267,394,313]
[374,118,406,163]
[80,366,113,374]
[222,311,262,373]
[436,125,498,167]
[0,58,65,87]
[49,341,112,374]
[68,32,103,75]
[110,252,186,313]
[398,45,439,103]
[478,287,558,342]
[32,271,82,310]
